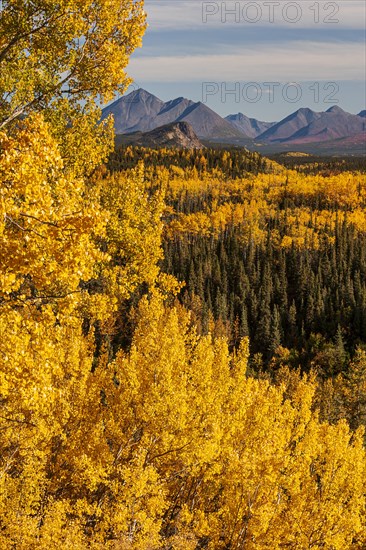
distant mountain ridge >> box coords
[225,113,276,138]
[261,106,366,144]
[257,107,322,142]
[102,89,366,151]
[101,88,243,140]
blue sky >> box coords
[124,0,366,121]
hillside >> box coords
[115,121,204,149]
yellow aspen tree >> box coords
[0,114,106,307]
[97,164,165,304]
[0,0,146,130]
[0,306,96,548]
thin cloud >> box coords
[129,42,365,82]
[145,0,366,31]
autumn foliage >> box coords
[1,2,366,548]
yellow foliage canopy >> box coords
[0,114,106,303]
[1,293,365,548]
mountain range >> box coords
[102,89,366,153]
[101,88,243,140]
[260,106,366,144]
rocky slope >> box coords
[116,121,204,149]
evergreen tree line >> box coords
[162,220,366,374]
[109,147,366,179]
[271,154,366,175]
[108,145,271,178]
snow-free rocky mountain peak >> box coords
[101,88,243,140]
